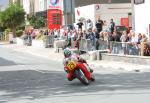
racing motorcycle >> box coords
[65,60,95,85]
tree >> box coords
[0,3,25,37]
[28,15,46,29]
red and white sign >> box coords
[121,18,129,28]
[47,0,63,10]
[47,9,62,29]
[77,9,80,16]
[47,0,63,29]
[95,4,101,11]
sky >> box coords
[0,0,9,10]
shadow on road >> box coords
[0,70,150,101]
[0,57,17,66]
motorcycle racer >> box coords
[63,48,94,81]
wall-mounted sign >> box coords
[47,9,62,29]
[95,4,101,11]
[47,0,63,10]
[121,18,129,28]
[134,0,145,4]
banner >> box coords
[121,18,129,28]
[47,9,62,29]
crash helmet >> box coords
[64,48,72,58]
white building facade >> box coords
[134,0,150,40]
[75,3,132,30]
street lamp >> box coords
[131,0,135,30]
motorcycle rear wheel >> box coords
[75,69,89,85]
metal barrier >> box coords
[97,39,109,50]
[0,32,9,41]
[79,39,93,52]
[23,35,32,46]
[78,38,142,56]
[110,42,141,56]
[44,35,55,48]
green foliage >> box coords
[16,30,23,37]
[28,15,36,27]
[0,3,25,30]
[36,17,46,28]
[4,29,11,35]
[28,15,46,29]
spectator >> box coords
[71,29,77,41]
[120,30,128,54]
[71,29,78,48]
[76,29,83,49]
[86,29,96,50]
[99,31,104,41]
[87,19,93,31]
[93,28,100,50]
[137,33,142,44]
[110,31,120,54]
[108,19,115,34]
[103,20,108,31]
[86,29,95,40]
[112,31,120,42]
[95,18,103,33]
[44,29,49,35]
[141,33,148,43]
[54,29,59,38]
[76,20,84,31]
[140,34,148,56]
[60,26,65,39]
[82,30,87,39]
[66,29,72,47]
[129,31,139,55]
[143,43,150,56]
[103,31,109,42]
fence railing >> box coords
[78,38,146,56]
[110,42,141,55]
[44,35,55,48]
[0,32,9,41]
[79,39,93,52]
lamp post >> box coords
[131,0,135,30]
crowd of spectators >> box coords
[22,18,150,56]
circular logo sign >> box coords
[95,4,100,11]
[50,0,59,5]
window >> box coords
[134,0,145,4]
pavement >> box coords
[1,42,150,72]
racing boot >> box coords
[91,75,95,81]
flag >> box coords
[77,9,80,16]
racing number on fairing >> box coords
[67,61,76,71]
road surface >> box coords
[0,47,150,103]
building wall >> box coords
[74,0,131,7]
[73,0,131,25]
[38,0,46,12]
[75,3,131,29]
[134,0,150,39]
[22,0,132,26]
[23,0,30,14]
[34,0,39,13]
[29,0,35,14]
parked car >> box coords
[115,26,130,36]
